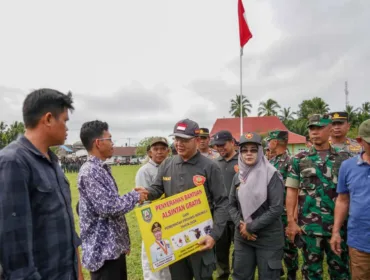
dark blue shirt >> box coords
[0,136,80,280]
[337,153,370,253]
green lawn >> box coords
[67,165,330,280]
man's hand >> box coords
[198,235,216,251]
[286,221,302,243]
[239,221,257,241]
[330,232,342,256]
[134,187,149,203]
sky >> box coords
[0,0,369,146]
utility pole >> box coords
[345,81,349,107]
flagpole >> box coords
[240,47,243,137]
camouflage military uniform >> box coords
[329,137,362,157]
[286,146,350,280]
[270,152,299,275]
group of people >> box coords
[0,88,369,280]
[61,157,86,173]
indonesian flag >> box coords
[177,123,187,131]
[238,0,252,48]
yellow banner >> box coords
[135,185,213,272]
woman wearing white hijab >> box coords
[229,132,285,280]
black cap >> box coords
[170,119,200,139]
[239,132,262,146]
[199,128,210,137]
[213,130,233,145]
[330,112,349,123]
[151,222,162,232]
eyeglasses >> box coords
[97,137,113,143]
[174,137,193,143]
[240,148,258,154]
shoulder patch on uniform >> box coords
[163,176,171,181]
[193,175,206,187]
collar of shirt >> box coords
[18,136,59,162]
[173,151,201,165]
[357,152,370,165]
[308,145,338,156]
[149,158,159,167]
[217,151,239,162]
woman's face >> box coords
[240,143,259,166]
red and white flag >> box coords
[177,123,187,131]
[238,0,252,48]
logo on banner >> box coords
[193,175,206,187]
[141,208,153,223]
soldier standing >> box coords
[267,130,298,280]
[143,119,229,280]
[213,130,239,280]
[285,114,350,280]
[329,111,362,157]
[197,128,219,160]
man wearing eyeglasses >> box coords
[142,119,229,280]
[77,120,148,280]
[213,130,238,280]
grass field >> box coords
[67,165,330,280]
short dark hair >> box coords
[80,120,109,151]
[22,89,74,128]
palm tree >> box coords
[310,97,330,115]
[279,107,296,121]
[258,99,281,116]
[285,119,308,136]
[229,94,252,117]
[358,102,370,114]
[345,105,358,123]
[297,97,330,119]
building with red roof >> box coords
[210,116,306,154]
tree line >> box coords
[229,95,370,138]
[0,121,25,149]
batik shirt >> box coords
[78,156,139,271]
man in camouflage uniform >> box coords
[285,114,350,280]
[267,130,298,280]
[197,128,219,159]
[329,111,362,157]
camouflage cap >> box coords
[151,222,162,232]
[267,130,289,141]
[358,119,370,142]
[307,114,332,128]
[239,132,262,146]
[150,137,169,147]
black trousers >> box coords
[90,254,127,280]
[169,250,216,280]
[232,238,283,280]
[215,221,235,280]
